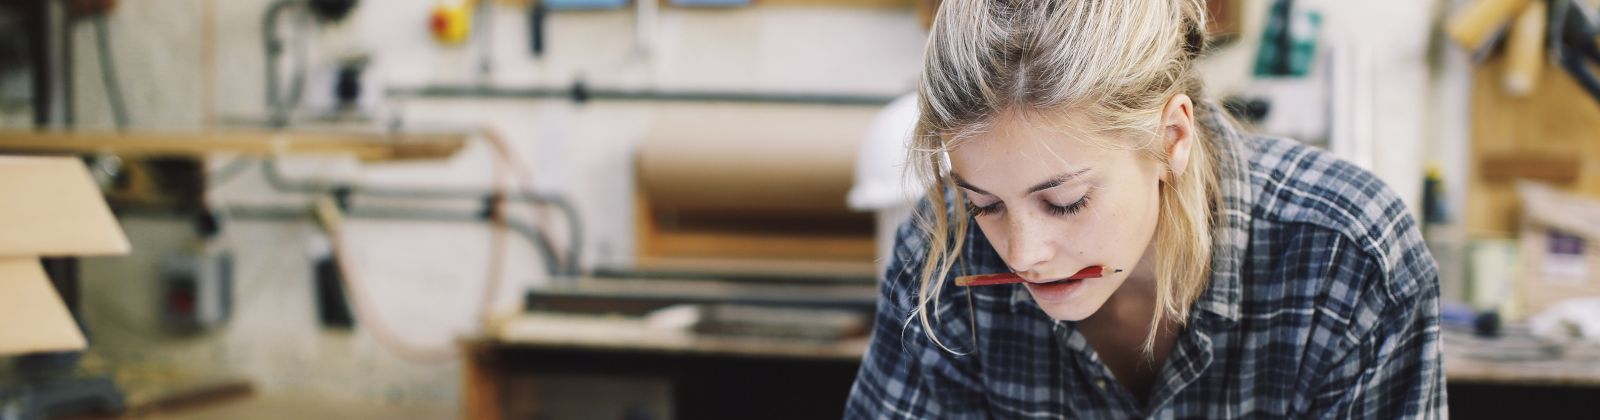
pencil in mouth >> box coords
[954,265,1123,287]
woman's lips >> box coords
[1024,277,1087,303]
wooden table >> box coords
[463,314,870,420]
[1441,330,1600,418]
[465,276,877,420]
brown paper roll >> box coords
[637,106,876,218]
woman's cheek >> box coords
[1049,217,1094,255]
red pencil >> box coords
[954,265,1123,287]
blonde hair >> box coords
[909,0,1224,356]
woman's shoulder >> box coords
[1237,135,1437,305]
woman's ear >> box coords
[1161,94,1196,181]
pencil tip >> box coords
[1113,268,1124,273]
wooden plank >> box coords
[643,230,876,261]
[462,341,506,420]
[1467,55,1600,236]
[497,0,913,7]
[1479,152,1583,183]
[630,256,876,279]
[755,0,912,7]
[0,130,468,161]
[495,312,870,361]
[123,395,455,420]
[526,276,878,309]
[1446,351,1600,387]
[637,189,878,267]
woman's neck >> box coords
[1077,242,1176,405]
[1082,242,1159,330]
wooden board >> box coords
[629,256,876,279]
[462,342,505,420]
[0,130,467,162]
[496,0,913,7]
[634,190,878,270]
[494,312,870,361]
[1467,56,1600,236]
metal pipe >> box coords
[259,159,583,276]
[92,14,129,130]
[124,204,565,278]
[386,84,901,107]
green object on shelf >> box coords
[1254,0,1322,78]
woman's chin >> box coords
[1026,279,1108,321]
[1032,297,1104,322]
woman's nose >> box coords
[1001,215,1052,275]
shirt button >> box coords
[1095,379,1107,390]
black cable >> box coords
[92,14,129,129]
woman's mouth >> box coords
[1024,277,1087,303]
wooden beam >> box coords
[497,0,914,8]
[0,129,468,161]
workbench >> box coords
[463,281,1600,419]
[464,276,876,420]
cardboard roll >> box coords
[633,105,881,265]
[636,106,876,219]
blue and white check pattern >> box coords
[844,108,1445,419]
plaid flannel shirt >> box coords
[844,107,1445,419]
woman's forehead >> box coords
[949,118,1109,165]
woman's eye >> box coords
[1044,193,1092,216]
[971,202,1004,216]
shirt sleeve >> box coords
[844,218,990,419]
[1309,256,1446,419]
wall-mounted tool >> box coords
[307,234,355,329]
[1447,0,1534,59]
[299,54,383,120]
[1447,0,1600,106]
[528,1,545,58]
[158,211,234,334]
[1549,0,1600,105]
[307,0,359,21]
[263,0,361,127]
[430,0,473,45]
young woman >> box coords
[845,0,1444,418]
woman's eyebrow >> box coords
[951,168,1091,197]
[1026,168,1091,194]
[952,174,992,196]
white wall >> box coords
[54,0,926,408]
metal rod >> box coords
[386,84,901,107]
[259,159,583,276]
[123,204,565,278]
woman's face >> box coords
[946,110,1170,322]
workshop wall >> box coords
[61,0,926,408]
[16,0,1455,410]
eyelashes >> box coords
[1045,193,1091,216]
[970,192,1092,218]
[970,202,1004,217]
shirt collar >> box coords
[1192,100,1252,324]
[1005,100,1252,325]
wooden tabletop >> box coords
[1443,329,1600,387]
[492,312,870,362]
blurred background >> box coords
[0,0,1597,418]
